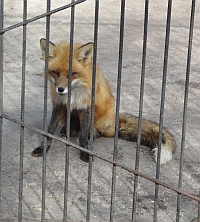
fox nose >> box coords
[58,87,65,93]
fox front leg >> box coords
[31,105,60,157]
[79,108,91,162]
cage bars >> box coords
[18,0,27,221]
[153,0,172,221]
[0,0,4,215]
[0,0,199,221]
[1,112,200,198]
[132,0,149,221]
[0,0,86,35]
[63,0,75,221]
[198,189,200,222]
[41,0,52,221]
[86,0,99,221]
[110,0,125,221]
[176,0,196,221]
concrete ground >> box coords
[1,0,200,221]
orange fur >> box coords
[37,39,176,164]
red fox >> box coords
[31,38,176,165]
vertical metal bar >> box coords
[153,1,172,221]
[0,0,4,215]
[18,0,27,221]
[132,1,149,221]
[110,0,125,221]
[198,189,200,222]
[41,0,51,221]
[63,0,75,221]
[86,0,99,221]
[176,1,195,221]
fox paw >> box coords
[31,146,44,157]
[59,127,66,137]
[80,150,93,163]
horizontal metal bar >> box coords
[1,113,200,203]
[0,0,86,34]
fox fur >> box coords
[31,39,176,164]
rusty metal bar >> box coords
[1,113,200,204]
[0,1,199,221]
[0,0,86,35]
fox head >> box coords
[40,38,94,96]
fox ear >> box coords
[76,43,94,65]
[40,38,56,60]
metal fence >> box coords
[0,0,200,221]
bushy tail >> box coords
[118,113,176,165]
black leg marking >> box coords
[31,105,60,157]
[59,126,66,137]
[31,143,50,157]
[79,108,91,162]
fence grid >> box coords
[0,0,199,222]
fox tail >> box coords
[118,113,176,165]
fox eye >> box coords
[71,72,78,76]
[52,71,60,77]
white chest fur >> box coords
[54,84,91,110]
